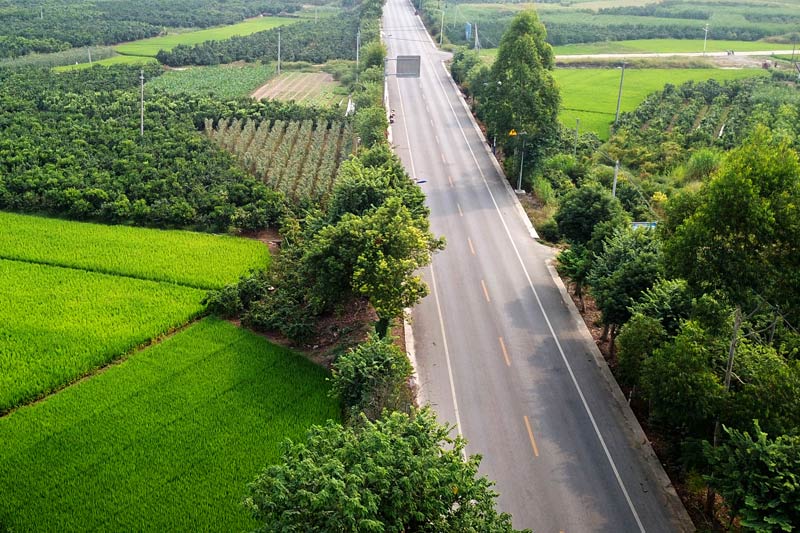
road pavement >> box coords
[383,0,694,531]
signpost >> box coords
[396,55,421,78]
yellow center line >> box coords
[457,203,463,217]
[441,153,446,163]
[467,237,476,255]
[498,336,511,367]
[481,279,490,302]
[448,175,454,187]
[523,415,540,457]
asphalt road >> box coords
[383,1,694,531]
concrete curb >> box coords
[545,259,696,532]
[440,61,539,240]
[403,312,424,407]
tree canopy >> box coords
[245,409,527,533]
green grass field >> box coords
[148,62,276,99]
[0,259,206,412]
[0,318,339,531]
[553,39,796,56]
[115,16,299,57]
[0,212,269,289]
[54,54,159,71]
[555,68,767,139]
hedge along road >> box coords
[383,0,693,530]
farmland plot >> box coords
[251,71,344,107]
[0,318,339,532]
[0,259,206,412]
[0,211,269,290]
[147,62,275,99]
[206,117,351,203]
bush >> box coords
[330,334,413,422]
[537,217,560,243]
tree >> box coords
[704,423,800,532]
[330,334,413,422]
[354,106,388,148]
[587,226,663,347]
[630,278,693,336]
[484,10,560,175]
[615,313,666,388]
[556,244,591,311]
[554,182,628,247]
[245,409,528,533]
[354,197,445,336]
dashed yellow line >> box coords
[441,153,446,163]
[524,415,540,457]
[467,237,476,255]
[481,279,490,302]
[457,203,463,217]
[498,336,511,367]
[448,175,454,187]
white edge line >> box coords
[425,51,646,532]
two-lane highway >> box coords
[383,0,693,531]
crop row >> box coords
[147,63,275,99]
[0,318,338,531]
[0,211,270,290]
[206,117,350,204]
[0,258,206,413]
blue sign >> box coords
[465,22,472,40]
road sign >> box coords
[509,129,517,136]
[397,55,421,78]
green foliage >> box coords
[588,227,663,333]
[554,182,627,247]
[354,106,389,149]
[705,423,800,532]
[0,65,287,232]
[556,244,591,307]
[682,148,722,183]
[630,278,693,336]
[360,40,386,69]
[483,10,560,173]
[0,259,206,413]
[330,334,413,422]
[0,211,269,289]
[0,318,339,531]
[616,313,666,388]
[664,126,800,311]
[327,158,392,222]
[641,320,726,435]
[0,0,303,58]
[245,409,526,533]
[536,217,560,243]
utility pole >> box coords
[439,9,445,46]
[356,30,361,84]
[277,28,281,75]
[574,118,580,158]
[703,23,710,56]
[614,61,626,126]
[40,6,43,19]
[517,131,527,192]
[87,47,92,64]
[139,69,144,137]
[474,23,480,51]
[612,160,619,197]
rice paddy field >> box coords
[0,259,206,412]
[555,67,768,139]
[0,211,269,289]
[553,39,796,56]
[0,318,339,531]
[54,54,159,71]
[114,15,299,57]
[148,62,276,99]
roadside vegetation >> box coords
[147,62,276,99]
[449,6,800,529]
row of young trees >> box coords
[553,128,800,528]
[0,0,301,58]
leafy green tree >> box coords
[245,409,527,533]
[484,10,560,174]
[556,244,591,311]
[615,313,666,388]
[330,334,413,422]
[664,126,800,312]
[587,227,663,346]
[327,158,391,223]
[354,106,389,148]
[630,278,693,336]
[641,320,726,435]
[354,198,445,336]
[704,423,800,532]
[554,182,627,247]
